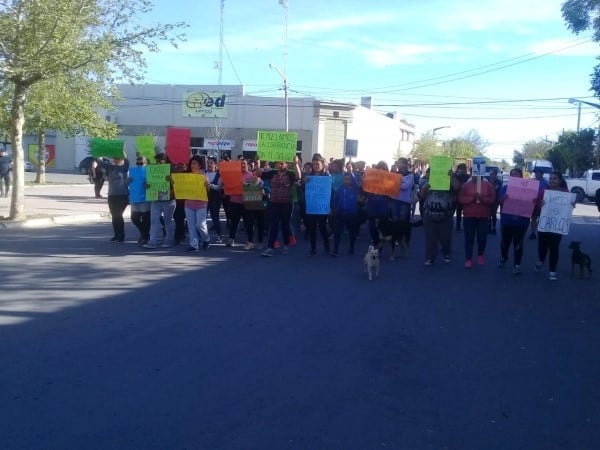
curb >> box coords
[0,213,110,229]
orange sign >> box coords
[362,168,402,196]
[219,160,243,195]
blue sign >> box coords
[128,166,147,203]
[305,176,332,215]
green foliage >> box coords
[410,134,440,163]
[513,139,552,167]
[549,128,596,176]
[512,150,525,167]
[442,138,477,160]
[562,0,600,96]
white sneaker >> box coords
[243,242,255,251]
[143,242,158,249]
[549,272,558,281]
[261,248,274,257]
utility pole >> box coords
[218,0,224,85]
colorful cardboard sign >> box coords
[128,166,147,203]
[219,161,243,195]
[165,127,191,164]
[538,190,576,235]
[171,173,208,201]
[257,130,298,162]
[502,177,539,218]
[91,138,124,158]
[428,155,453,190]
[135,136,155,162]
[145,164,171,201]
[305,176,332,214]
[362,168,402,196]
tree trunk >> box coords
[35,130,46,184]
[9,83,27,221]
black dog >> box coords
[377,217,412,261]
[568,241,592,279]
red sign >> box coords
[165,127,191,164]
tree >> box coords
[0,0,186,220]
[409,133,440,164]
[550,128,596,176]
[460,129,490,154]
[512,139,552,167]
[562,0,600,96]
[442,138,477,160]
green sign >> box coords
[428,155,453,190]
[136,136,156,162]
[91,138,124,158]
[145,164,171,201]
[257,130,297,162]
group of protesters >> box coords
[98,150,574,280]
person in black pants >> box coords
[91,158,106,198]
[454,163,470,231]
[105,154,130,242]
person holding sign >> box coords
[331,171,360,256]
[225,159,255,248]
[260,156,301,257]
[128,156,151,245]
[303,154,332,257]
[496,168,531,274]
[143,153,176,249]
[532,171,572,280]
[105,151,130,243]
[458,173,496,268]
[205,157,223,244]
[365,161,393,248]
[182,156,211,252]
[418,168,461,265]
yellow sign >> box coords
[171,173,208,201]
[182,90,228,118]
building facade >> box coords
[32,84,415,170]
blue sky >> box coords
[139,0,599,162]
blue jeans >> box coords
[463,217,489,260]
[150,200,176,245]
[185,206,209,248]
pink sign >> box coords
[502,176,539,218]
[165,127,191,164]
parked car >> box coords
[24,161,35,172]
[566,169,600,203]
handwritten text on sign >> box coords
[428,155,453,190]
[502,176,539,218]
[305,176,332,214]
[538,190,576,235]
[145,164,171,201]
[257,130,298,162]
[362,168,402,196]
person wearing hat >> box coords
[0,148,12,198]
[528,168,548,240]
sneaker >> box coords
[497,259,506,269]
[226,238,234,247]
[535,261,543,272]
[549,272,558,281]
[477,255,485,265]
[273,240,281,249]
[289,235,297,246]
[214,236,223,244]
[143,242,158,249]
[261,248,274,257]
[202,241,210,250]
[424,259,433,266]
[282,246,288,255]
[512,265,521,275]
[443,255,451,263]
[186,246,198,252]
[243,242,255,251]
[161,242,172,248]
[464,259,473,269]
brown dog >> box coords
[568,241,592,279]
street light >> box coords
[568,97,600,132]
[432,126,450,139]
[269,62,289,132]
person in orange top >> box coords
[458,174,496,268]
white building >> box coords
[39,84,416,170]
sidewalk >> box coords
[0,183,116,229]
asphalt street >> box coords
[0,215,599,449]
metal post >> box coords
[577,102,581,133]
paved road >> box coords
[0,216,599,449]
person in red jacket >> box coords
[458,175,496,268]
